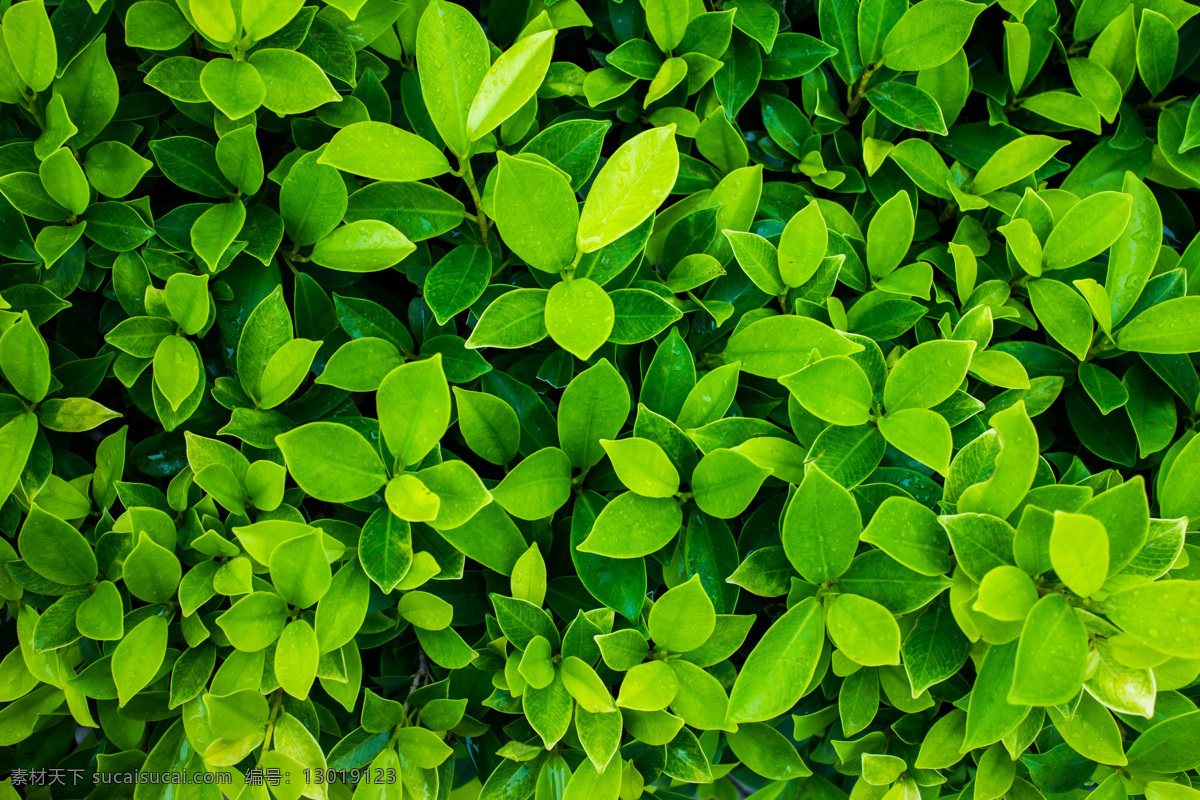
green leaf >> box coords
[145,56,207,103]
[492,447,572,520]
[124,1,193,49]
[780,355,873,427]
[545,279,614,362]
[188,0,237,43]
[358,510,412,593]
[1049,511,1109,598]
[418,460,492,530]
[1009,594,1088,705]
[153,335,202,412]
[216,591,288,651]
[467,289,550,349]
[76,581,124,641]
[0,172,68,221]
[17,506,97,586]
[333,293,414,355]
[270,529,332,608]
[206,689,269,740]
[237,287,292,404]
[319,121,452,182]
[881,0,984,71]
[727,722,812,779]
[1136,9,1176,97]
[1042,191,1132,270]
[123,531,182,604]
[677,362,739,430]
[826,593,901,666]
[313,560,369,653]
[200,59,266,120]
[559,359,630,469]
[521,119,611,192]
[3,0,55,93]
[782,464,861,582]
[165,273,210,336]
[667,658,730,729]
[601,437,680,498]
[692,449,771,518]
[890,138,954,199]
[38,148,89,217]
[467,30,556,141]
[974,565,1037,621]
[113,615,168,707]
[1106,173,1162,326]
[861,496,952,575]
[191,201,246,272]
[1117,297,1200,354]
[957,401,1039,520]
[1161,436,1200,522]
[84,141,153,199]
[884,339,976,411]
[649,575,716,653]
[35,224,85,269]
[962,641,1030,750]
[280,151,348,246]
[577,491,682,558]
[149,135,232,199]
[562,656,616,713]
[971,135,1068,196]
[758,34,835,77]
[392,726,453,768]
[417,0,488,156]
[726,231,784,296]
[510,544,547,607]
[275,619,319,699]
[242,0,305,40]
[248,49,341,115]
[399,590,454,630]
[276,422,387,502]
[903,598,970,695]
[939,513,1016,582]
[867,191,915,279]
[723,315,863,378]
[0,313,50,402]
[779,201,827,287]
[577,126,679,253]
[385,473,439,522]
[865,82,948,135]
[247,336,313,410]
[617,660,678,710]
[1048,694,1128,766]
[878,407,950,474]
[1027,278,1094,360]
[310,220,415,272]
[1105,580,1200,659]
[609,288,685,344]
[646,0,689,52]
[378,355,450,467]
[1124,710,1200,771]
[453,387,520,465]
[424,245,491,325]
[493,153,578,273]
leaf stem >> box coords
[846,59,884,118]
[457,154,490,247]
[257,690,284,763]
[19,92,45,130]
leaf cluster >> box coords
[2,1,1200,800]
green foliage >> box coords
[2,0,1200,799]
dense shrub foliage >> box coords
[3,0,1200,798]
